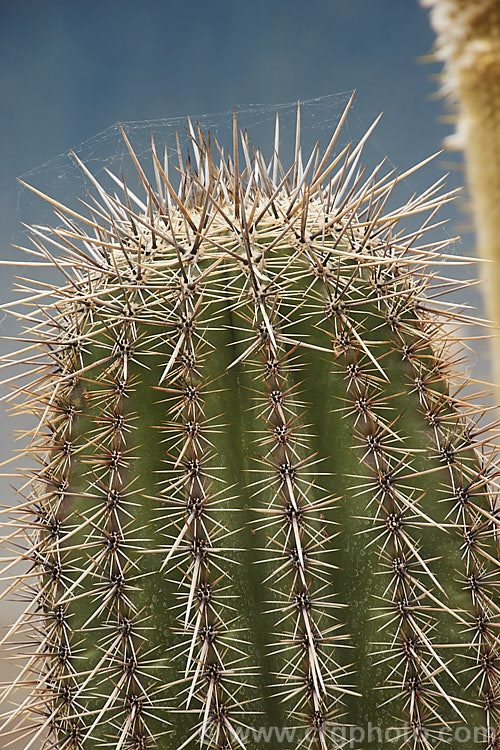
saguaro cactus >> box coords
[0,103,499,749]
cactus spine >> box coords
[1,102,499,749]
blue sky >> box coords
[1,1,453,238]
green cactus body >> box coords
[1,106,499,750]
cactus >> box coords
[422,0,500,393]
[0,101,499,750]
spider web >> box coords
[10,90,489,382]
[14,91,454,252]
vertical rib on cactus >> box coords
[0,101,499,749]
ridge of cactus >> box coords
[0,98,499,749]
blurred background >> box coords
[0,1,486,747]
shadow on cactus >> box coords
[0,98,499,750]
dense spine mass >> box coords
[0,101,499,749]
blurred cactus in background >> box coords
[0,100,499,749]
[423,0,500,392]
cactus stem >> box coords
[1,100,499,748]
